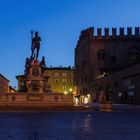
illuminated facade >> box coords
[16,66,74,94]
[75,27,140,104]
[16,75,25,92]
[9,86,16,93]
[0,74,9,93]
[44,66,74,94]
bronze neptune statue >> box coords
[31,31,41,59]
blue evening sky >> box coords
[0,0,140,87]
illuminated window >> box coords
[63,79,67,83]
[62,85,64,89]
[84,96,89,104]
[75,98,79,105]
[62,85,67,89]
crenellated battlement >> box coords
[79,27,140,41]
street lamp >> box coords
[69,88,73,92]
[64,91,68,95]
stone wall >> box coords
[0,93,73,108]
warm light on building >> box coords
[69,88,73,92]
[84,96,88,104]
[73,91,76,95]
[44,66,74,94]
[73,97,80,106]
[64,91,68,95]
[75,98,79,105]
[78,94,91,105]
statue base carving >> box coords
[24,57,50,94]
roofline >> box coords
[0,74,9,82]
[15,75,25,79]
[45,67,74,70]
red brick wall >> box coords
[0,75,9,93]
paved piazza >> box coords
[0,104,140,140]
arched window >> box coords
[97,49,105,60]
[129,46,140,61]
[55,79,59,83]
[81,60,85,69]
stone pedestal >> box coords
[25,59,50,94]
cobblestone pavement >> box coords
[0,104,140,140]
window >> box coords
[63,73,67,76]
[69,79,73,83]
[55,79,59,83]
[62,85,67,89]
[69,73,73,77]
[97,49,105,60]
[63,79,67,83]
[54,73,59,77]
[129,47,139,61]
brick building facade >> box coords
[75,27,140,104]
[91,63,140,104]
[0,74,9,93]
